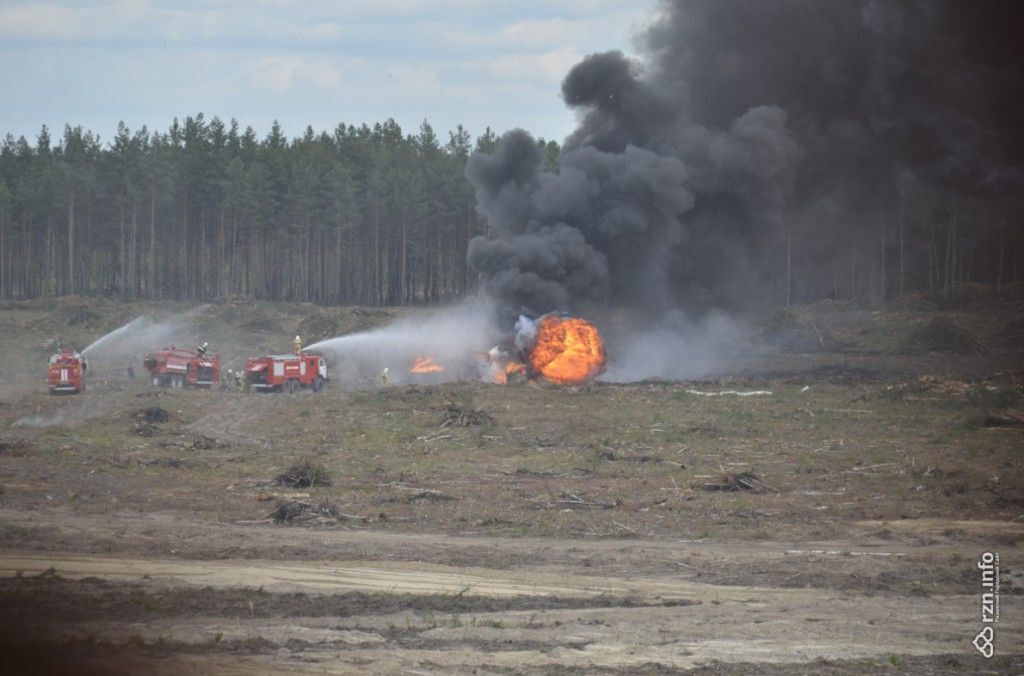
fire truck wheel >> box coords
[312,377,324,393]
[286,379,297,394]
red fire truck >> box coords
[143,346,221,388]
[245,353,327,393]
[47,348,87,394]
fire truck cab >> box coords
[47,348,87,394]
[245,353,326,393]
[143,346,221,388]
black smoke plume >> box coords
[466,0,1024,317]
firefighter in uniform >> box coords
[197,341,209,358]
[293,335,303,355]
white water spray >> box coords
[82,316,148,356]
[80,315,188,375]
[305,303,500,388]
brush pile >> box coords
[901,317,987,355]
[270,499,358,524]
[141,407,169,423]
[440,404,492,428]
[131,407,169,436]
[276,458,332,488]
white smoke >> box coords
[513,314,538,352]
[599,310,748,382]
[14,398,117,428]
[305,300,502,388]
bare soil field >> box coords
[0,294,1022,673]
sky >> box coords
[0,0,654,146]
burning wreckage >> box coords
[41,311,606,394]
[408,314,607,387]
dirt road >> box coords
[0,509,1020,673]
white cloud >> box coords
[247,56,343,94]
[462,48,583,86]
[306,60,343,89]
[0,1,651,142]
[249,56,300,94]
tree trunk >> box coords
[785,224,792,307]
[997,224,1006,295]
[943,207,957,298]
[880,215,886,303]
[119,186,126,298]
[373,204,381,306]
[149,186,157,298]
[67,190,75,295]
[182,189,189,300]
[131,198,138,298]
[898,195,905,298]
[400,214,408,305]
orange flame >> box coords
[528,316,606,385]
[493,360,527,384]
[410,355,445,373]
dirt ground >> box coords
[0,293,1022,673]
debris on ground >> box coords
[440,404,492,427]
[377,489,457,504]
[915,375,974,395]
[137,407,169,423]
[552,493,615,509]
[981,411,1024,428]
[901,317,987,355]
[255,491,310,502]
[141,456,191,469]
[685,389,773,397]
[757,309,834,352]
[698,472,773,493]
[132,423,160,437]
[276,458,331,488]
[885,376,1020,406]
[597,449,666,464]
[269,499,362,524]
[0,437,31,456]
[183,435,228,451]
